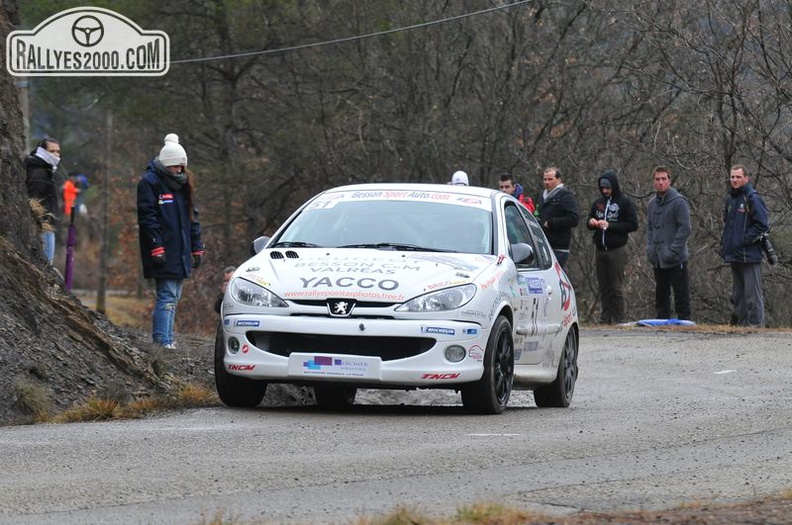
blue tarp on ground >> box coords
[635,319,696,327]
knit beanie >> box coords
[158,133,188,167]
[451,171,469,186]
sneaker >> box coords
[162,342,176,349]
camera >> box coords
[760,234,779,266]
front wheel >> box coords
[461,315,514,414]
[534,327,578,408]
[214,324,267,407]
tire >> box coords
[461,315,514,414]
[534,327,578,408]
[313,385,357,410]
[214,323,267,407]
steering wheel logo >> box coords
[71,15,104,47]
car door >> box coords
[503,203,553,366]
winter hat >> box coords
[599,178,612,188]
[158,133,188,167]
[451,170,469,186]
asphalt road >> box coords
[1,328,790,524]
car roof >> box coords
[324,182,502,200]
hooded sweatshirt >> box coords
[586,170,638,250]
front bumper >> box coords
[220,315,489,386]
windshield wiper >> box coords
[270,241,321,248]
[337,242,455,252]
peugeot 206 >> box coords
[216,183,579,414]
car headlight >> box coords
[396,284,477,312]
[230,278,287,308]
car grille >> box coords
[247,332,436,361]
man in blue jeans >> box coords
[137,134,204,348]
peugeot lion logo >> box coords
[328,299,356,317]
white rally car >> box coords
[216,183,579,414]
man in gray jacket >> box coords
[646,166,692,320]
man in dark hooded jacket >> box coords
[721,165,769,327]
[586,169,639,324]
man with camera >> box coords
[721,165,770,327]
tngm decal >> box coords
[228,364,255,371]
[421,326,455,336]
[158,193,173,205]
[527,277,544,295]
[554,262,573,311]
[468,345,485,362]
[421,373,460,380]
[235,319,260,327]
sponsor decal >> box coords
[242,344,250,354]
[554,262,573,311]
[158,193,173,205]
[463,328,479,335]
[7,7,169,77]
[223,318,230,325]
[468,345,485,361]
[245,266,260,272]
[302,356,370,376]
[421,326,455,336]
[527,277,544,295]
[235,319,260,327]
[421,373,460,380]
[228,364,255,371]
[299,276,399,291]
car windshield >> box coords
[275,192,493,254]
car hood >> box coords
[239,248,499,302]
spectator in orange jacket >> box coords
[62,174,80,217]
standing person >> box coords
[721,164,769,327]
[498,173,535,213]
[449,170,469,186]
[24,137,62,264]
[137,133,205,349]
[214,266,237,314]
[62,173,80,218]
[646,166,692,320]
[586,169,639,324]
[536,166,580,269]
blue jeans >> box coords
[153,278,183,345]
[41,231,55,264]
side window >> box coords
[504,204,538,269]
[516,205,553,269]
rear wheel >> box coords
[534,327,578,408]
[313,385,357,410]
[214,324,267,407]
[461,315,514,414]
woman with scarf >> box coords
[137,134,204,349]
[25,137,63,263]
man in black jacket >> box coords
[586,169,639,324]
[536,166,579,269]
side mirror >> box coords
[511,243,534,265]
[251,236,270,255]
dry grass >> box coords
[46,383,218,424]
[13,377,52,418]
[77,292,151,329]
